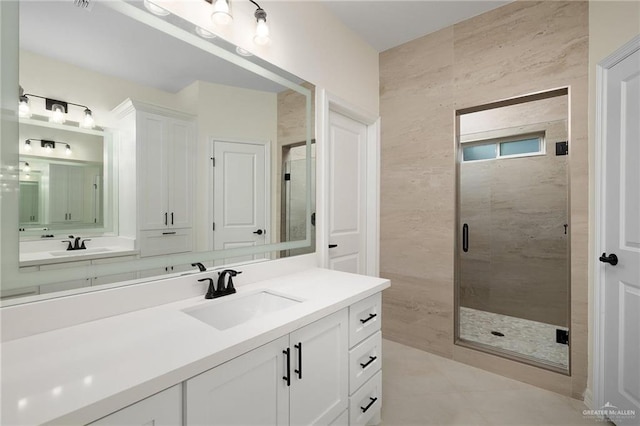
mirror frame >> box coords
[0,0,314,299]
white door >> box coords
[212,140,268,264]
[185,336,289,426]
[601,45,640,425]
[327,111,367,274]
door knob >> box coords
[253,229,264,235]
[599,253,618,266]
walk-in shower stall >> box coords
[455,89,570,373]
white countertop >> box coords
[19,247,139,267]
[1,268,389,425]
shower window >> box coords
[462,134,544,162]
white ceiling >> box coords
[323,0,512,52]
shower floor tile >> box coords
[459,307,569,369]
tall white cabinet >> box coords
[113,99,195,259]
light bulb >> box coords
[253,9,270,46]
[44,144,53,153]
[195,26,216,39]
[80,108,95,129]
[143,0,169,16]
[49,104,66,124]
[211,0,232,26]
[65,144,72,156]
[24,140,32,152]
[19,95,31,118]
[23,163,30,173]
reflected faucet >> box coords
[191,262,207,272]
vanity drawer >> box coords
[349,331,382,394]
[349,293,381,347]
[349,370,382,426]
[139,229,192,257]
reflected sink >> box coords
[49,248,114,256]
[183,291,301,330]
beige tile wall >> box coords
[380,0,589,398]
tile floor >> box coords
[459,307,569,369]
[381,339,610,426]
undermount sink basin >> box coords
[49,247,113,256]
[183,291,301,330]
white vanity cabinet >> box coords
[185,309,348,426]
[89,385,182,426]
[113,99,195,257]
[347,293,382,426]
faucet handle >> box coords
[80,239,91,249]
[198,278,216,299]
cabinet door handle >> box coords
[171,212,174,225]
[360,397,378,413]
[360,313,377,324]
[294,342,302,379]
[283,348,290,386]
[164,212,168,226]
[360,355,377,369]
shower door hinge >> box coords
[556,329,569,345]
[556,141,568,156]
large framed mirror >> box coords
[454,88,571,374]
[1,0,314,303]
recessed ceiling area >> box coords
[322,1,513,52]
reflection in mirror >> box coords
[4,0,314,302]
[455,89,570,373]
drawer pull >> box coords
[360,397,378,413]
[162,232,177,235]
[360,313,377,324]
[360,355,377,369]
[283,348,291,386]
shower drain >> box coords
[491,331,505,337]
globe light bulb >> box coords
[19,95,31,118]
[80,108,95,129]
[211,0,232,26]
[65,144,72,156]
[49,104,66,124]
[23,162,31,173]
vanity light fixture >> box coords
[19,86,31,118]
[250,0,270,46]
[18,87,96,129]
[65,144,73,156]
[24,139,33,152]
[143,0,170,16]
[41,140,56,153]
[23,162,31,173]
[211,0,233,26]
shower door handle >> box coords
[462,224,469,252]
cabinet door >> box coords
[66,165,85,223]
[139,112,169,230]
[289,309,349,426]
[89,385,182,426]
[185,336,289,426]
[167,119,192,228]
[49,164,69,223]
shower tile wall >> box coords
[380,0,588,398]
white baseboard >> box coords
[583,388,594,409]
